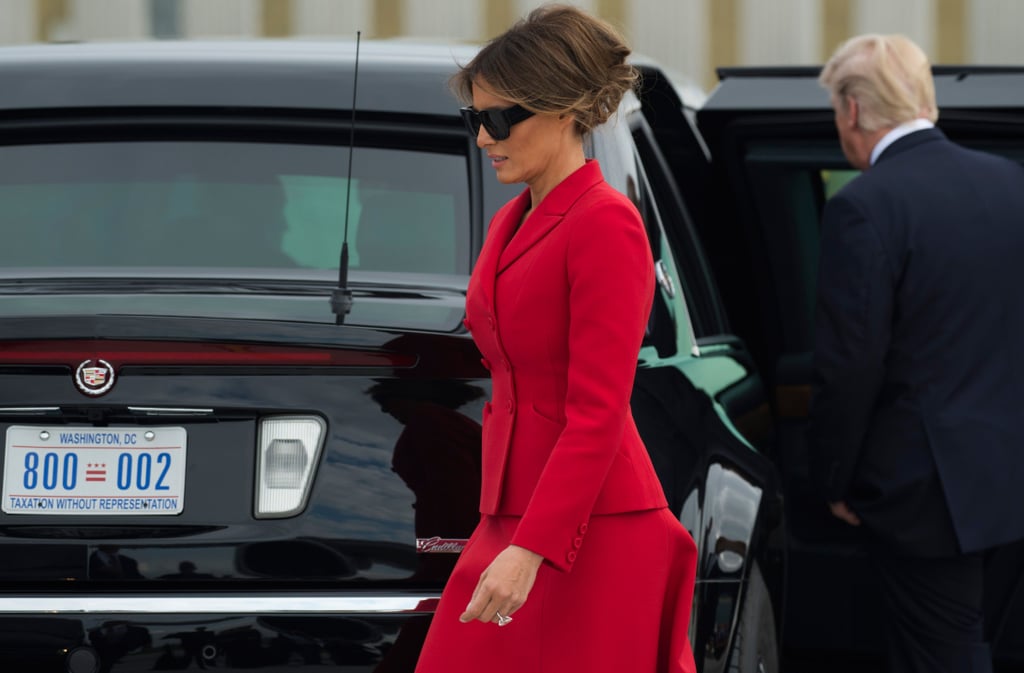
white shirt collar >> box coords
[869,118,935,166]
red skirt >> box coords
[414,508,697,673]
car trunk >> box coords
[0,296,489,592]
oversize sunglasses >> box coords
[459,104,535,141]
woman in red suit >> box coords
[414,5,697,672]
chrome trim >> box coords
[0,407,60,415]
[128,407,214,416]
[655,259,677,299]
[0,594,439,615]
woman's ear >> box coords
[558,112,578,132]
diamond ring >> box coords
[495,611,513,627]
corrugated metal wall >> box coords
[2,0,1023,90]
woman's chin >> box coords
[494,169,519,184]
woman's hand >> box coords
[459,544,544,625]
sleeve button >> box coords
[578,523,588,535]
[573,537,582,549]
[566,551,577,563]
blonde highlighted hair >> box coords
[819,33,938,131]
[451,4,638,135]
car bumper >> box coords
[0,594,439,672]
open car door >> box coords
[647,64,1024,668]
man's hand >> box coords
[459,545,543,625]
[829,500,861,526]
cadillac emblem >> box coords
[416,537,468,554]
[75,359,115,396]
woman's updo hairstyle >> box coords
[451,4,638,135]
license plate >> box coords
[2,426,187,515]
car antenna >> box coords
[330,31,361,325]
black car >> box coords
[0,40,782,673]
[0,39,1021,673]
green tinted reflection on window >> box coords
[821,169,860,199]
[0,142,469,275]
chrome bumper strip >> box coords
[0,594,440,615]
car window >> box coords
[736,142,844,353]
[588,110,698,360]
[734,137,1024,378]
[0,141,471,276]
[632,153,698,360]
[631,123,726,339]
[743,141,1024,355]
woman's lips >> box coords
[488,154,507,168]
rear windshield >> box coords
[0,141,471,276]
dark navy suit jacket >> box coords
[810,127,1024,556]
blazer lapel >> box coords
[497,212,563,274]
[497,160,605,275]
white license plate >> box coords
[2,426,187,515]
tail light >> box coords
[255,416,326,518]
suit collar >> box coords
[875,127,947,164]
[497,160,604,273]
[869,119,934,165]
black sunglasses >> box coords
[459,104,535,141]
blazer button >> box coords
[573,537,583,549]
[506,400,514,414]
[566,551,577,563]
[501,359,511,371]
[480,358,491,371]
[488,316,495,331]
[578,523,588,535]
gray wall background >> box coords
[2,0,1022,91]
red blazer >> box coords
[464,160,668,573]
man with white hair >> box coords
[810,34,1024,673]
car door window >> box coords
[633,158,697,361]
[631,123,727,339]
[588,110,698,361]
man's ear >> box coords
[844,96,859,130]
